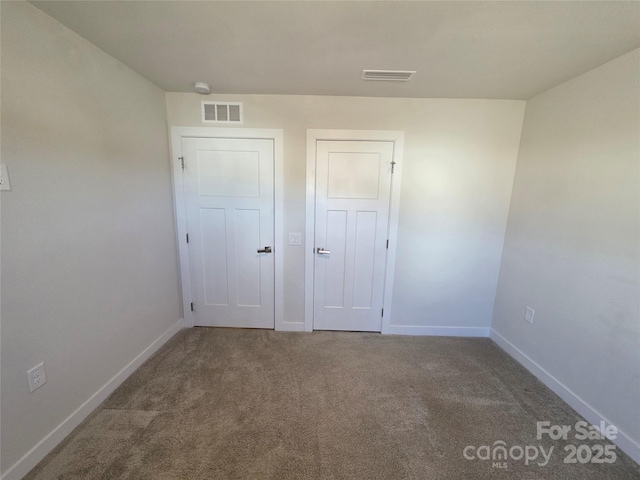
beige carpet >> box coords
[25,328,640,479]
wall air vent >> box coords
[201,102,243,124]
[361,70,416,81]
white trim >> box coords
[305,129,404,333]
[380,136,403,334]
[277,322,305,332]
[387,325,491,337]
[169,127,284,330]
[491,328,640,465]
[1,320,183,480]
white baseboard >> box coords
[1,319,184,480]
[490,328,640,466]
[386,325,490,337]
[276,322,305,332]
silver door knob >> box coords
[316,247,330,254]
[257,246,272,253]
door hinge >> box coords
[381,308,384,317]
[391,160,396,173]
[179,156,184,169]
[186,233,189,243]
[190,302,194,312]
[386,239,389,249]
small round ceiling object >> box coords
[194,82,211,95]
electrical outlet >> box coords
[0,164,11,191]
[27,362,46,393]
[288,232,302,246]
[524,306,535,324]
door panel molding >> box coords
[305,130,404,333]
[184,137,274,328]
[170,127,286,330]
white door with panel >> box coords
[183,137,274,328]
[313,140,394,332]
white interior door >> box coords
[183,137,274,328]
[313,140,394,331]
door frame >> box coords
[304,130,404,333]
[170,127,284,329]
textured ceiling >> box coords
[30,1,640,100]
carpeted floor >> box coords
[24,328,640,479]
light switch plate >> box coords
[0,164,10,191]
[524,306,535,324]
[288,233,302,246]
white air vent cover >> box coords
[202,102,243,123]
[361,70,416,81]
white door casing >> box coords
[170,128,289,330]
[305,130,404,333]
[184,137,274,328]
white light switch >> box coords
[524,306,535,324]
[288,233,302,246]
[0,164,10,191]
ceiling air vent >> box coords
[361,70,416,81]
[202,102,243,124]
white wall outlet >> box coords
[27,362,47,393]
[0,164,11,191]
[288,232,302,246]
[524,306,535,324]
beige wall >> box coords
[493,49,640,456]
[1,2,182,474]
[166,93,525,334]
